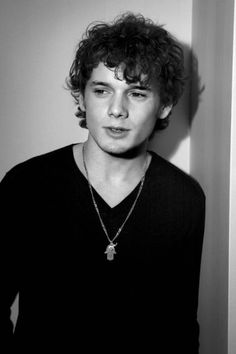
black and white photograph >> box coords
[0,1,236,353]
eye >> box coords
[130,91,147,99]
[93,89,109,96]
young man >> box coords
[1,13,205,353]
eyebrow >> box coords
[129,84,151,91]
[90,81,109,87]
[90,81,151,91]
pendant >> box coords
[105,242,117,261]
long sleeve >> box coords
[179,181,206,353]
[0,170,21,348]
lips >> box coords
[104,126,130,138]
[105,126,130,132]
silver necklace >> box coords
[82,144,148,261]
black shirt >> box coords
[0,144,205,353]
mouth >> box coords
[105,127,130,133]
[104,126,130,138]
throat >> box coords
[80,142,151,208]
[93,179,142,208]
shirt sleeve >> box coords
[0,169,21,346]
[181,185,206,353]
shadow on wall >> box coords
[148,42,205,162]
[189,51,205,127]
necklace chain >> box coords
[82,144,148,260]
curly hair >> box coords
[66,12,185,130]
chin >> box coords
[103,145,127,156]
[102,143,146,159]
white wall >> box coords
[229,2,236,352]
[191,0,235,353]
[0,0,192,181]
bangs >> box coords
[92,40,162,85]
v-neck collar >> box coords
[69,144,154,211]
[89,178,143,214]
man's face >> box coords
[80,62,169,155]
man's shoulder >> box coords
[3,144,74,182]
[150,151,205,202]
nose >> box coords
[108,94,128,119]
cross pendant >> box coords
[105,242,117,261]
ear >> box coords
[78,93,86,112]
[159,105,173,119]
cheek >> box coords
[85,98,105,120]
[85,104,105,135]
[85,104,100,123]
[146,106,159,126]
[135,108,157,129]
[134,113,157,139]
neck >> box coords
[83,140,149,185]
